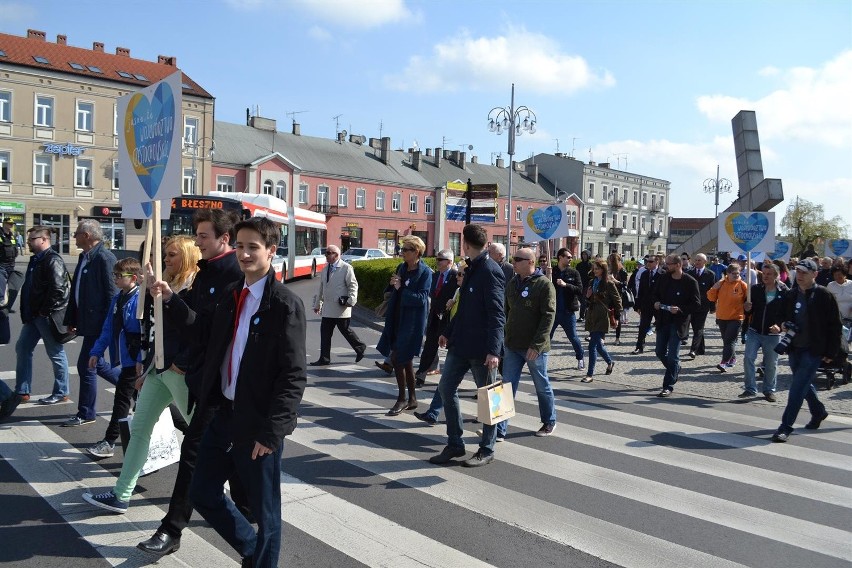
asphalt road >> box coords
[1,275,851,568]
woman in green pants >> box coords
[83,235,199,512]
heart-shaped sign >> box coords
[724,213,769,252]
[767,241,790,260]
[526,205,563,240]
[124,82,176,200]
[829,239,850,257]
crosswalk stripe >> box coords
[290,413,753,568]
[300,385,852,563]
[354,379,852,507]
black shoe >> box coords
[631,348,643,355]
[657,388,672,398]
[462,450,494,468]
[387,400,406,416]
[309,359,330,366]
[771,429,789,443]
[415,377,425,388]
[804,411,829,430]
[375,361,393,375]
[241,555,254,568]
[605,361,615,375]
[738,391,757,399]
[137,531,180,556]
[39,394,69,405]
[355,350,365,363]
[0,394,23,421]
[429,445,466,464]
[413,411,437,425]
[686,352,696,360]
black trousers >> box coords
[319,317,366,361]
[689,310,710,354]
[635,308,654,350]
[104,366,137,444]
[416,318,443,377]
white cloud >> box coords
[758,65,780,77]
[0,1,36,20]
[307,26,332,42]
[697,50,852,147]
[384,26,615,94]
[225,0,418,28]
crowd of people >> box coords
[0,214,848,566]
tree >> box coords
[781,197,849,256]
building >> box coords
[0,28,213,253]
[668,217,714,253]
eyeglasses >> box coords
[324,252,337,256]
[437,257,451,262]
[113,272,135,278]
[512,257,534,263]
[27,236,46,241]
[401,247,416,253]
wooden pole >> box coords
[746,251,752,303]
[152,201,165,369]
[136,218,153,320]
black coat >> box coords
[552,265,582,312]
[745,282,788,334]
[636,268,663,309]
[427,268,459,334]
[22,249,70,323]
[782,285,842,359]
[65,242,117,336]
[172,270,307,449]
[688,267,718,312]
[654,272,701,338]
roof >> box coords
[214,121,558,202]
[670,217,714,230]
[0,29,212,98]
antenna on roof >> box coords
[332,114,343,136]
[571,137,580,158]
[553,138,560,153]
[286,110,307,126]
[588,147,593,163]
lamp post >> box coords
[185,136,215,195]
[488,83,537,246]
[703,165,732,218]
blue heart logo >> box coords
[830,239,850,257]
[124,82,176,200]
[724,213,769,252]
[527,205,563,240]
[767,241,790,260]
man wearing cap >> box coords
[0,218,18,311]
[415,249,458,385]
[771,258,840,442]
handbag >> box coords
[476,380,516,425]
[48,308,76,344]
[620,287,635,309]
[119,408,181,477]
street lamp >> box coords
[488,83,537,245]
[185,136,215,195]
[703,165,732,218]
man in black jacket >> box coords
[686,253,717,359]
[632,256,663,354]
[1,227,71,421]
[771,259,840,443]
[576,250,592,321]
[742,262,787,401]
[653,255,701,397]
[416,249,458,385]
[551,247,585,369]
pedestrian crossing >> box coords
[1,366,850,568]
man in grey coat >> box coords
[311,245,366,365]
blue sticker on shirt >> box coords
[253,317,260,325]
[209,287,215,294]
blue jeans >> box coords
[743,330,780,394]
[421,389,444,422]
[14,316,69,397]
[655,323,682,390]
[437,350,498,455]
[550,311,584,360]
[190,408,283,568]
[76,335,121,420]
[497,348,555,437]
[587,331,612,375]
[778,348,826,434]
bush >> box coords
[352,257,441,308]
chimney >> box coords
[434,147,442,168]
[157,55,177,66]
[443,149,452,159]
[471,155,478,164]
[458,151,466,167]
[380,137,390,165]
[513,160,521,171]
[412,150,422,171]
[525,163,539,184]
[27,29,46,41]
[349,134,364,145]
[116,46,130,57]
[599,162,610,168]
[589,161,596,166]
[249,115,277,131]
[56,34,67,45]
[337,132,346,143]
[425,148,432,157]
[496,157,505,168]
[93,41,104,52]
[555,152,564,158]
[292,122,301,136]
[368,138,382,150]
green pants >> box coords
[113,368,192,502]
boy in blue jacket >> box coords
[86,257,144,458]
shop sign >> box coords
[92,206,123,218]
[43,143,86,156]
[0,201,25,214]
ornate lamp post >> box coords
[488,84,537,245]
[703,165,732,218]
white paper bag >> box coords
[119,408,181,476]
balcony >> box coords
[611,198,625,208]
[650,204,663,212]
[608,228,623,237]
[647,230,661,239]
[312,204,339,217]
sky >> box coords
[2,0,850,229]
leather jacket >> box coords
[23,249,70,324]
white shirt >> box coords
[827,279,852,319]
[221,278,266,401]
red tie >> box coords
[228,288,251,386]
[435,273,443,297]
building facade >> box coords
[0,28,213,253]
[668,217,714,254]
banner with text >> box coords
[766,240,792,262]
[717,211,775,256]
[522,203,572,243]
[826,239,851,258]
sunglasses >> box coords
[113,272,136,278]
[401,247,416,253]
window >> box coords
[183,116,198,146]
[623,189,628,203]
[33,56,49,64]
[424,195,433,215]
[275,181,285,199]
[515,206,521,221]
[376,190,385,210]
[260,180,272,195]
[298,183,308,204]
[352,187,364,209]
[133,74,148,81]
[0,91,10,122]
[612,213,617,227]
[601,212,607,228]
[602,185,609,201]
[658,219,663,233]
[183,168,196,194]
[642,192,648,206]
[112,160,119,190]
[587,211,594,227]
[632,215,637,230]
[391,192,401,211]
[113,104,118,135]
[76,100,94,132]
[338,186,348,207]
[633,190,638,205]
[409,194,418,213]
[216,175,235,192]
[651,194,656,209]
[570,211,577,227]
[588,182,595,200]
[378,229,398,255]
[621,214,627,229]
[660,196,665,210]
[0,151,9,182]
[117,71,133,78]
[87,65,102,74]
[449,232,461,256]
[317,184,329,208]
[504,204,509,220]
[641,217,647,231]
[35,95,53,127]
[34,154,52,185]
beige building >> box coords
[0,28,213,254]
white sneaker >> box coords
[87,440,115,458]
[577,359,585,370]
